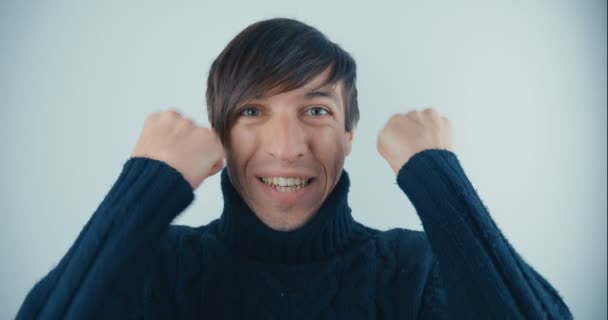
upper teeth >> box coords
[261,177,310,187]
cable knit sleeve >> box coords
[396,149,572,319]
[15,157,194,320]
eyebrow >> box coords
[250,83,339,103]
[303,84,339,104]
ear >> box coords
[344,129,354,156]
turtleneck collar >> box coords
[215,168,362,264]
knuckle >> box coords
[180,117,194,126]
[164,109,181,118]
[406,111,421,121]
[144,113,162,126]
[390,113,404,121]
[423,108,439,117]
[145,112,159,122]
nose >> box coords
[262,112,307,162]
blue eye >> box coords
[306,107,329,116]
[240,106,261,117]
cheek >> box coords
[318,127,349,151]
[309,128,349,169]
[227,127,258,174]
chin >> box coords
[252,204,310,230]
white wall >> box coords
[1,0,605,318]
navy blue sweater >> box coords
[16,149,572,319]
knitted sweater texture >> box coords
[16,149,572,319]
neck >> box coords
[215,168,363,264]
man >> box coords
[17,18,572,319]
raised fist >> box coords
[131,110,224,190]
[377,108,453,175]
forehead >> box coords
[252,69,344,104]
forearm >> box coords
[16,157,193,319]
[397,149,572,319]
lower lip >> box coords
[256,177,315,203]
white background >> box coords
[1,0,606,318]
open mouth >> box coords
[257,176,315,193]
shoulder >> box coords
[165,224,207,241]
[160,221,219,253]
[373,228,436,267]
[367,228,440,312]
[150,222,222,282]
[142,223,220,309]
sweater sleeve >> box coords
[396,149,572,319]
[15,157,194,320]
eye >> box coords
[305,106,330,116]
[240,106,261,117]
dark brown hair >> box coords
[206,18,359,145]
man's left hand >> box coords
[377,108,453,175]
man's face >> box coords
[225,68,354,231]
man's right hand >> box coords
[131,110,224,191]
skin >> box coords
[377,108,453,174]
[131,110,224,191]
[225,68,354,231]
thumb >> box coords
[208,158,225,177]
